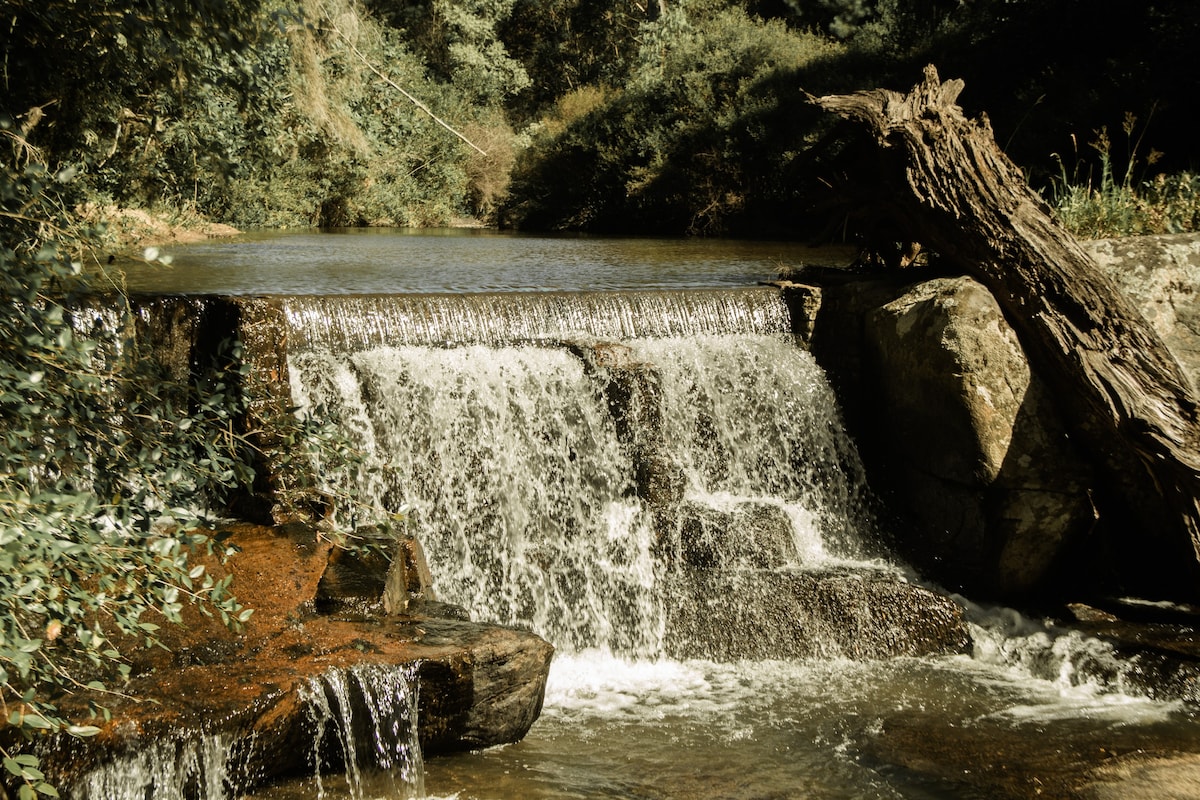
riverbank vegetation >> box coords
[0,153,253,796]
[0,150,375,796]
[3,0,1198,241]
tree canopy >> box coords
[3,0,1196,236]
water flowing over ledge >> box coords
[31,523,552,800]
[281,287,792,351]
[74,665,425,800]
[283,289,968,662]
[30,269,1200,799]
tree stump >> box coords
[811,65,1200,592]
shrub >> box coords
[501,3,846,234]
[0,150,259,797]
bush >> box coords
[0,149,262,797]
[1049,115,1200,239]
[501,4,846,234]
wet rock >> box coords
[665,569,970,661]
[316,525,439,616]
[315,541,394,614]
[383,533,438,615]
[566,338,686,505]
[35,523,553,797]
[634,452,687,506]
[863,276,1096,597]
[671,499,798,570]
[1062,600,1200,703]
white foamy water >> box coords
[289,327,882,658]
[300,664,425,800]
[75,732,247,800]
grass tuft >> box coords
[1049,112,1200,239]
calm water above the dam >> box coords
[118,227,853,295]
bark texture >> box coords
[812,66,1200,581]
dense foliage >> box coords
[500,0,1200,235]
[0,142,373,798]
[5,0,1198,238]
[502,6,849,234]
[0,154,258,795]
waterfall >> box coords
[73,732,252,800]
[627,335,873,562]
[301,664,425,800]
[71,664,422,800]
[289,289,885,657]
[291,342,663,655]
[281,287,790,350]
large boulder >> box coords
[1083,233,1200,392]
[862,277,1096,597]
[665,569,970,661]
[783,235,1200,601]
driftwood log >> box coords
[811,65,1200,589]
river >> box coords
[122,229,1200,800]
[118,227,851,295]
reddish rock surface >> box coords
[36,523,553,795]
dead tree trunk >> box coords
[812,65,1200,586]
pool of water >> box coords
[115,228,852,295]
[245,645,1200,800]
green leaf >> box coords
[16,578,44,597]
[66,724,101,737]
[19,712,53,730]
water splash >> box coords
[291,343,664,656]
[630,335,876,564]
[288,296,883,658]
[301,664,425,800]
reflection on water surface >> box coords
[246,651,1200,800]
[116,228,854,295]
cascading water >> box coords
[287,289,884,659]
[282,289,792,350]
[626,334,873,563]
[300,665,424,800]
[275,283,1200,800]
[75,732,250,800]
[70,664,424,800]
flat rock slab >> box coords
[36,523,553,796]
